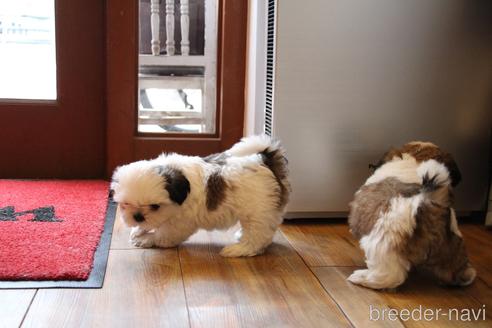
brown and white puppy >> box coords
[348,141,475,290]
[111,135,290,257]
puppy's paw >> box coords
[130,226,147,239]
[130,233,155,248]
[348,269,404,290]
[456,266,476,286]
[233,228,243,241]
[347,269,369,285]
[220,243,264,257]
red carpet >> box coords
[0,180,109,281]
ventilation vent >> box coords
[264,0,276,136]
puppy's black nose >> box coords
[133,212,145,222]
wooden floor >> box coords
[2,217,492,328]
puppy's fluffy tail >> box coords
[417,159,452,205]
[226,135,275,157]
[227,135,291,207]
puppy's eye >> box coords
[150,204,160,211]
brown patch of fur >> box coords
[348,178,421,239]
[401,202,470,285]
[261,148,291,209]
[376,143,441,164]
[430,186,453,207]
[401,143,441,162]
[206,171,227,211]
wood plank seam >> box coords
[279,230,357,328]
[177,248,193,328]
[18,289,38,328]
[304,266,357,327]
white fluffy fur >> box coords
[365,156,451,188]
[225,134,275,157]
[111,135,289,257]
[348,195,422,289]
[365,154,420,185]
[416,159,451,186]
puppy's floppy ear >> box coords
[369,147,402,171]
[441,152,462,187]
[156,166,190,205]
[109,167,121,197]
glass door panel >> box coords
[138,0,217,134]
[0,0,56,100]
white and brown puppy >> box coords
[111,135,290,257]
[348,141,476,290]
